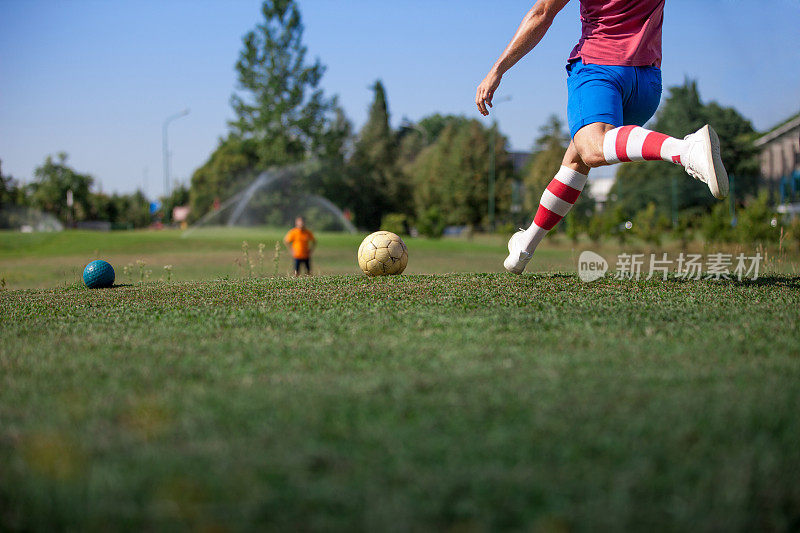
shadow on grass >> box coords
[665,275,800,289]
[728,275,800,289]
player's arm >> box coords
[475,0,570,116]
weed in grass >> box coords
[164,264,173,282]
[136,259,147,282]
[273,240,281,277]
[258,243,266,276]
[241,241,256,278]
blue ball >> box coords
[83,260,115,289]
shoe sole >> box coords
[503,254,525,275]
[702,125,729,199]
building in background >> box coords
[755,113,800,203]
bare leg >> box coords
[571,122,616,168]
[561,139,592,175]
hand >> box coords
[476,69,502,116]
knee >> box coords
[573,124,613,168]
[573,138,606,168]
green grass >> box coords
[2,272,800,530]
[2,227,798,290]
[0,228,520,288]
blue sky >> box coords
[1,0,798,197]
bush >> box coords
[671,213,696,249]
[587,214,604,243]
[701,202,735,243]
[786,217,800,252]
[632,203,669,247]
[416,207,446,238]
[565,214,581,244]
[381,213,408,235]
[495,222,516,235]
[736,192,780,244]
[604,206,631,245]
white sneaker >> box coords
[683,124,728,199]
[503,230,533,274]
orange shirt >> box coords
[284,227,315,259]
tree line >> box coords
[187,0,761,236]
[1,154,155,230]
[1,0,765,237]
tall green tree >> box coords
[347,80,410,228]
[397,114,471,173]
[352,81,395,170]
[410,119,513,228]
[190,0,350,221]
[229,0,337,165]
[30,153,93,223]
[612,80,758,218]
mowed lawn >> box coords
[2,272,800,530]
[0,228,522,289]
[4,227,797,290]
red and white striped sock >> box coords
[521,166,588,253]
[603,125,688,165]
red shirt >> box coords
[568,0,664,67]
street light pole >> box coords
[729,174,737,227]
[162,108,190,198]
[489,123,497,230]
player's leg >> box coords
[304,258,312,276]
[293,258,301,277]
[571,66,728,198]
[503,60,614,274]
[504,143,589,274]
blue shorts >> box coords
[566,60,662,138]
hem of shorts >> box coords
[570,114,620,138]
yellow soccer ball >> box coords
[357,231,408,276]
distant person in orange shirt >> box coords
[284,216,316,276]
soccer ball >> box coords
[357,231,408,276]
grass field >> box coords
[2,227,798,290]
[2,229,800,530]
